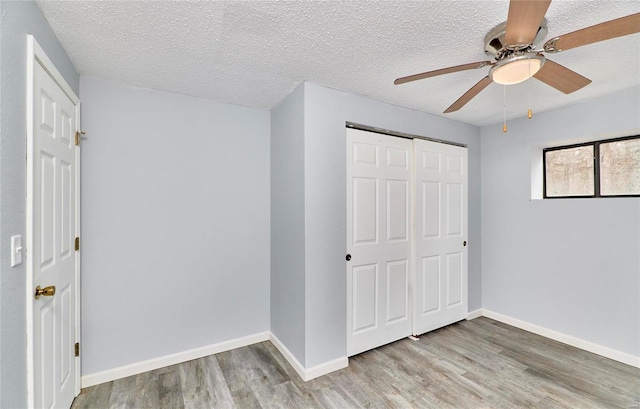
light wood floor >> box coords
[72,317,640,408]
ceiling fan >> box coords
[394,0,640,114]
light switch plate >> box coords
[11,235,22,267]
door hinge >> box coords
[75,237,80,251]
[75,130,85,146]
[75,342,80,357]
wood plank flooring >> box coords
[72,317,640,408]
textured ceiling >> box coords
[37,0,640,126]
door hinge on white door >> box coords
[74,342,80,357]
[75,237,80,251]
[75,130,85,146]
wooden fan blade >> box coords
[394,61,491,85]
[444,76,493,113]
[533,59,591,94]
[505,0,551,46]
[544,13,640,52]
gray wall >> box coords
[270,84,306,365]
[80,77,270,376]
[0,1,79,407]
[481,87,640,356]
[303,82,482,367]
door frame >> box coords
[26,35,81,407]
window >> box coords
[543,135,640,198]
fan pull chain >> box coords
[528,58,533,119]
[503,85,507,133]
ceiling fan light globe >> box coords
[490,56,544,85]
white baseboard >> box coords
[466,309,483,320]
[85,310,635,388]
[81,331,270,388]
[82,331,348,388]
[304,356,349,381]
[269,333,348,381]
[268,332,307,380]
[481,309,640,369]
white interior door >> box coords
[413,138,468,336]
[346,128,412,356]
[28,37,80,409]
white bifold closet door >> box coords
[346,128,468,357]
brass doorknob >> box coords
[35,285,56,300]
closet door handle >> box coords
[346,254,352,261]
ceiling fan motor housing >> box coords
[484,18,548,85]
[484,18,548,59]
